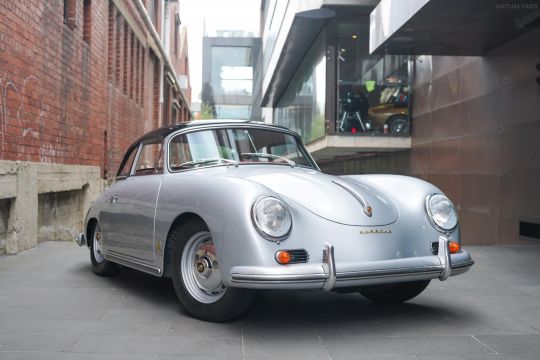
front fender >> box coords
[82,194,107,247]
[154,170,284,277]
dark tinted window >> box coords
[117,145,138,178]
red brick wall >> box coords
[105,3,147,179]
[0,0,190,179]
[0,1,107,167]
[167,2,191,108]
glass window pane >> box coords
[215,105,251,119]
[134,140,163,176]
[273,32,326,144]
[117,146,137,177]
[168,128,315,171]
[336,21,411,136]
[211,46,253,96]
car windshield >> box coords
[169,128,316,171]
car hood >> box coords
[223,166,399,226]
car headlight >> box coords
[252,196,292,241]
[425,194,458,232]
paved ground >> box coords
[1,242,540,359]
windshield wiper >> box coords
[241,153,296,168]
[178,158,238,168]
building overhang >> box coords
[306,135,411,161]
[370,0,540,55]
[261,8,335,107]
[370,0,540,56]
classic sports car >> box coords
[368,103,409,134]
[76,120,474,322]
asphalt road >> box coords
[1,241,540,359]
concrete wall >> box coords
[411,29,540,245]
[0,160,101,254]
[0,199,10,255]
[38,190,84,243]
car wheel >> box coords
[387,115,410,135]
[170,219,255,322]
[359,280,430,303]
[89,221,120,277]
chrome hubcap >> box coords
[93,226,105,263]
[181,231,226,304]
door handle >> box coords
[107,195,118,203]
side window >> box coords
[169,134,192,170]
[133,139,164,176]
[117,145,138,178]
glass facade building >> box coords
[210,46,253,97]
[263,5,412,144]
[273,32,326,144]
[335,20,411,136]
[202,36,261,120]
[260,0,540,247]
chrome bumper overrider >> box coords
[74,232,86,247]
[229,236,474,290]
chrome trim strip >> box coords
[107,249,153,263]
[230,266,444,286]
[230,261,475,286]
[323,243,336,291]
[231,273,325,284]
[331,180,372,217]
[438,235,452,280]
[451,259,475,270]
[107,252,162,276]
[336,266,442,281]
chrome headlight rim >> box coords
[251,196,292,242]
[425,193,458,233]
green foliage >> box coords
[199,102,215,120]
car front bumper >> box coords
[228,236,474,290]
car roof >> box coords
[133,119,296,146]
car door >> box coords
[100,137,164,263]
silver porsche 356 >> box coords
[76,120,474,321]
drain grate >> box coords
[520,221,540,240]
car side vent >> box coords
[287,249,309,263]
[431,242,439,255]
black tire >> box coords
[359,280,430,304]
[170,219,255,322]
[387,115,410,135]
[89,221,120,277]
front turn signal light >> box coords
[449,241,460,254]
[275,250,291,264]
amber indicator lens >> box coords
[449,241,460,254]
[275,250,291,264]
